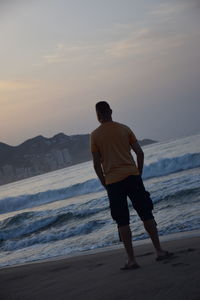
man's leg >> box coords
[127,176,170,258]
[107,178,140,267]
[118,225,139,266]
[143,219,169,257]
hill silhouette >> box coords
[0,133,156,185]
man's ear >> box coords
[97,112,102,122]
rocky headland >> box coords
[0,133,156,185]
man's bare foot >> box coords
[121,259,140,270]
[156,250,173,261]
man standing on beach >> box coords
[90,101,171,269]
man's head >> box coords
[95,101,112,123]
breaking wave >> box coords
[1,219,107,251]
[0,152,199,214]
[0,179,103,214]
[143,152,200,179]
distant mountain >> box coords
[0,133,156,185]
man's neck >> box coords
[100,117,113,124]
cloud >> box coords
[56,43,65,50]
[150,0,200,17]
[43,55,68,64]
[177,0,200,11]
[35,42,94,66]
[33,0,198,71]
[103,26,187,60]
[150,2,186,17]
[0,80,38,92]
[103,28,148,58]
[36,23,186,69]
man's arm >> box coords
[131,141,144,175]
[92,151,106,188]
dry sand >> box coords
[0,233,199,300]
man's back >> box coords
[91,101,170,268]
[90,121,139,184]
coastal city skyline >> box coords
[0,0,200,146]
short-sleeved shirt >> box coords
[90,121,139,185]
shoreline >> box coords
[1,229,199,270]
[0,232,199,300]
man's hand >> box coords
[92,151,106,188]
[131,141,144,175]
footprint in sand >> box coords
[171,262,190,267]
[137,252,154,257]
[88,263,104,270]
[177,248,196,254]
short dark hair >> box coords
[95,101,111,115]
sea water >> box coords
[0,133,199,267]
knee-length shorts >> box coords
[106,175,154,227]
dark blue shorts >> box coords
[106,175,154,227]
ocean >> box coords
[0,133,199,268]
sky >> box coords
[0,0,200,146]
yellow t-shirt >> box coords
[90,121,139,184]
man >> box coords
[90,101,172,270]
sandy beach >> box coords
[0,232,199,300]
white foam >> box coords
[0,152,199,214]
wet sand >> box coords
[0,234,199,300]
